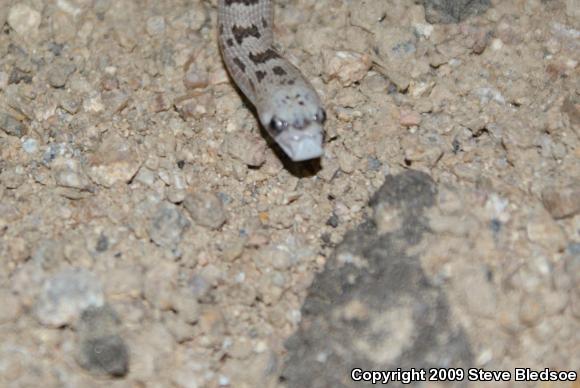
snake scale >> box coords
[218,0,326,161]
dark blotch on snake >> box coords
[232,24,261,45]
[273,66,287,76]
[233,57,246,72]
[256,70,267,82]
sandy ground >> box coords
[0,0,578,387]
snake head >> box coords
[258,85,326,162]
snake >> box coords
[217,0,326,162]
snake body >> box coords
[218,0,326,161]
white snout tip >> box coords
[277,131,324,162]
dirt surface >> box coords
[0,0,578,387]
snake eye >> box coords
[314,108,327,124]
[269,117,287,134]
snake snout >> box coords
[275,128,323,161]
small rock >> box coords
[167,188,187,204]
[519,294,544,327]
[541,184,580,219]
[103,90,130,113]
[134,166,156,186]
[326,213,339,228]
[104,266,144,299]
[0,165,27,189]
[88,133,142,187]
[224,133,266,167]
[52,157,91,190]
[337,150,357,174]
[228,337,253,360]
[0,112,26,137]
[187,274,212,301]
[58,95,81,114]
[526,210,567,251]
[423,0,491,24]
[414,23,434,38]
[173,292,201,324]
[409,81,436,98]
[147,202,190,248]
[32,239,65,269]
[183,62,209,89]
[221,237,246,262]
[143,261,179,310]
[8,4,42,38]
[255,245,294,271]
[166,313,194,343]
[453,265,498,318]
[76,305,129,377]
[323,50,372,87]
[21,137,39,154]
[472,29,491,54]
[35,268,105,327]
[175,93,215,120]
[149,92,172,113]
[399,109,422,127]
[146,16,166,36]
[47,60,77,88]
[183,191,227,230]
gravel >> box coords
[0,0,578,386]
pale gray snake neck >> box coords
[217,0,326,162]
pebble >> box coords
[173,292,201,324]
[104,267,144,299]
[21,137,38,154]
[175,93,215,120]
[256,245,294,271]
[76,305,129,377]
[8,4,41,38]
[103,90,129,113]
[526,210,567,251]
[322,49,372,87]
[147,202,190,249]
[472,29,491,54]
[143,261,179,310]
[518,294,545,327]
[146,16,166,36]
[0,165,27,189]
[166,313,195,343]
[399,109,422,127]
[0,113,25,137]
[413,23,434,38]
[52,157,91,190]
[187,274,212,301]
[183,62,209,89]
[47,60,77,88]
[167,188,188,204]
[183,191,227,230]
[58,94,81,114]
[224,133,266,167]
[88,134,142,187]
[31,239,64,269]
[453,265,498,318]
[337,149,357,174]
[0,0,576,385]
[541,184,580,219]
[35,268,105,327]
[228,337,253,360]
[134,165,157,186]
